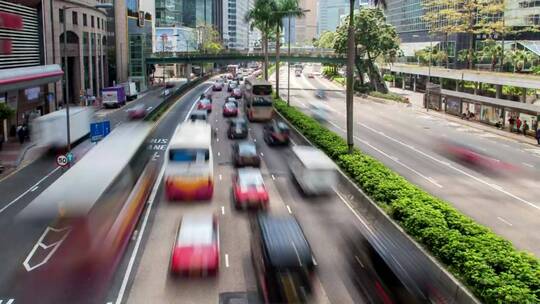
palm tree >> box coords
[271,0,305,97]
[245,0,274,80]
[480,41,503,71]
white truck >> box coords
[31,107,93,148]
[121,81,138,101]
[289,145,337,195]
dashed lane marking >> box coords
[286,205,293,214]
[497,217,513,226]
[225,254,230,268]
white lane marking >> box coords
[497,217,513,226]
[0,166,61,214]
[30,186,39,192]
[271,174,276,180]
[286,205,293,214]
[290,138,297,146]
[115,163,166,304]
[221,206,225,215]
[0,299,15,304]
[225,254,230,268]
[217,152,221,157]
[488,183,504,191]
[115,92,201,304]
[216,138,220,142]
[333,189,374,234]
[522,162,534,168]
[260,152,264,157]
[219,174,222,181]
[253,139,257,143]
[23,226,71,271]
[328,120,346,133]
[357,122,540,211]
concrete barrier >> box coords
[275,110,480,304]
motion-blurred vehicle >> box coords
[244,78,274,121]
[232,87,242,99]
[32,107,92,149]
[232,141,260,167]
[165,122,214,200]
[307,72,314,78]
[227,73,234,80]
[439,139,517,174]
[121,81,138,101]
[252,214,316,303]
[233,168,268,210]
[162,89,171,97]
[289,146,337,196]
[222,102,239,117]
[127,104,147,120]
[315,89,326,99]
[295,69,302,77]
[170,213,220,276]
[309,101,328,122]
[102,85,127,108]
[228,82,237,92]
[226,96,239,107]
[0,162,4,174]
[189,110,208,122]
[263,120,290,145]
[197,98,212,113]
[165,82,175,88]
[227,118,248,139]
[213,80,224,91]
[201,92,213,102]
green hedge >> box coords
[274,100,540,303]
[369,91,410,103]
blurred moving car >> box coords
[315,89,326,99]
[165,82,175,89]
[170,213,220,276]
[263,120,290,145]
[226,96,239,107]
[310,101,328,122]
[289,146,337,196]
[227,118,248,139]
[162,89,171,97]
[252,214,316,303]
[233,168,268,209]
[127,104,147,120]
[232,87,242,99]
[197,98,213,113]
[228,82,237,92]
[189,110,208,122]
[213,80,224,91]
[232,141,260,167]
[223,102,239,117]
[307,72,314,78]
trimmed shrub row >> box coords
[274,100,540,303]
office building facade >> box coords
[318,0,361,35]
[223,0,251,50]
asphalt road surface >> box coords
[271,65,540,256]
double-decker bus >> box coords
[227,64,239,77]
[244,77,274,121]
[13,123,158,303]
[165,122,213,200]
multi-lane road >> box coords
[271,65,540,256]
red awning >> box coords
[0,64,63,92]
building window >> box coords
[72,12,78,25]
[59,9,64,23]
[97,17,100,29]
[91,16,94,28]
[83,13,87,26]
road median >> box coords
[273,99,540,304]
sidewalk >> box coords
[388,87,540,147]
[0,140,46,179]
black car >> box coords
[228,82,237,92]
[232,141,260,167]
[251,214,316,303]
[228,118,248,139]
[263,120,290,145]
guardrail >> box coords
[275,110,480,304]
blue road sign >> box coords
[90,121,111,142]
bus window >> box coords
[253,85,272,95]
[253,97,273,106]
[169,149,210,162]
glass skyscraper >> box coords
[156,0,214,28]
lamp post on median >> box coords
[62,3,112,153]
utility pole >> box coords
[287,15,291,106]
[62,6,71,152]
[346,0,355,153]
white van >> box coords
[289,146,337,195]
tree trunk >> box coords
[275,26,280,97]
[264,32,269,80]
[468,32,474,69]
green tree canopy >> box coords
[197,24,223,54]
[0,103,14,121]
[315,31,336,49]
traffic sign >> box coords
[56,154,68,167]
[90,121,111,142]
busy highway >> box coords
[271,64,540,256]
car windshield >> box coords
[253,85,272,95]
[200,99,210,105]
[230,83,237,88]
[225,102,236,109]
[253,97,272,106]
[238,142,256,156]
[178,218,214,246]
[169,149,210,162]
[238,170,264,188]
[276,122,289,133]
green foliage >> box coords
[197,24,223,54]
[0,103,14,120]
[479,40,503,71]
[368,91,409,103]
[383,74,394,82]
[314,31,335,49]
[505,49,536,72]
[415,46,448,66]
[273,99,540,303]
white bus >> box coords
[227,64,239,76]
[165,122,214,200]
[243,77,274,121]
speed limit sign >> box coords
[56,154,68,167]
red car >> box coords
[127,104,147,119]
[170,213,220,276]
[213,81,223,91]
[232,88,242,99]
[233,168,269,210]
[197,99,212,113]
[222,102,238,117]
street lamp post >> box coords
[62,3,112,153]
[346,0,355,153]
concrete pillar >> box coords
[474,82,478,95]
[496,85,502,99]
[401,73,405,89]
[455,80,459,91]
[522,88,527,103]
[413,75,417,92]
